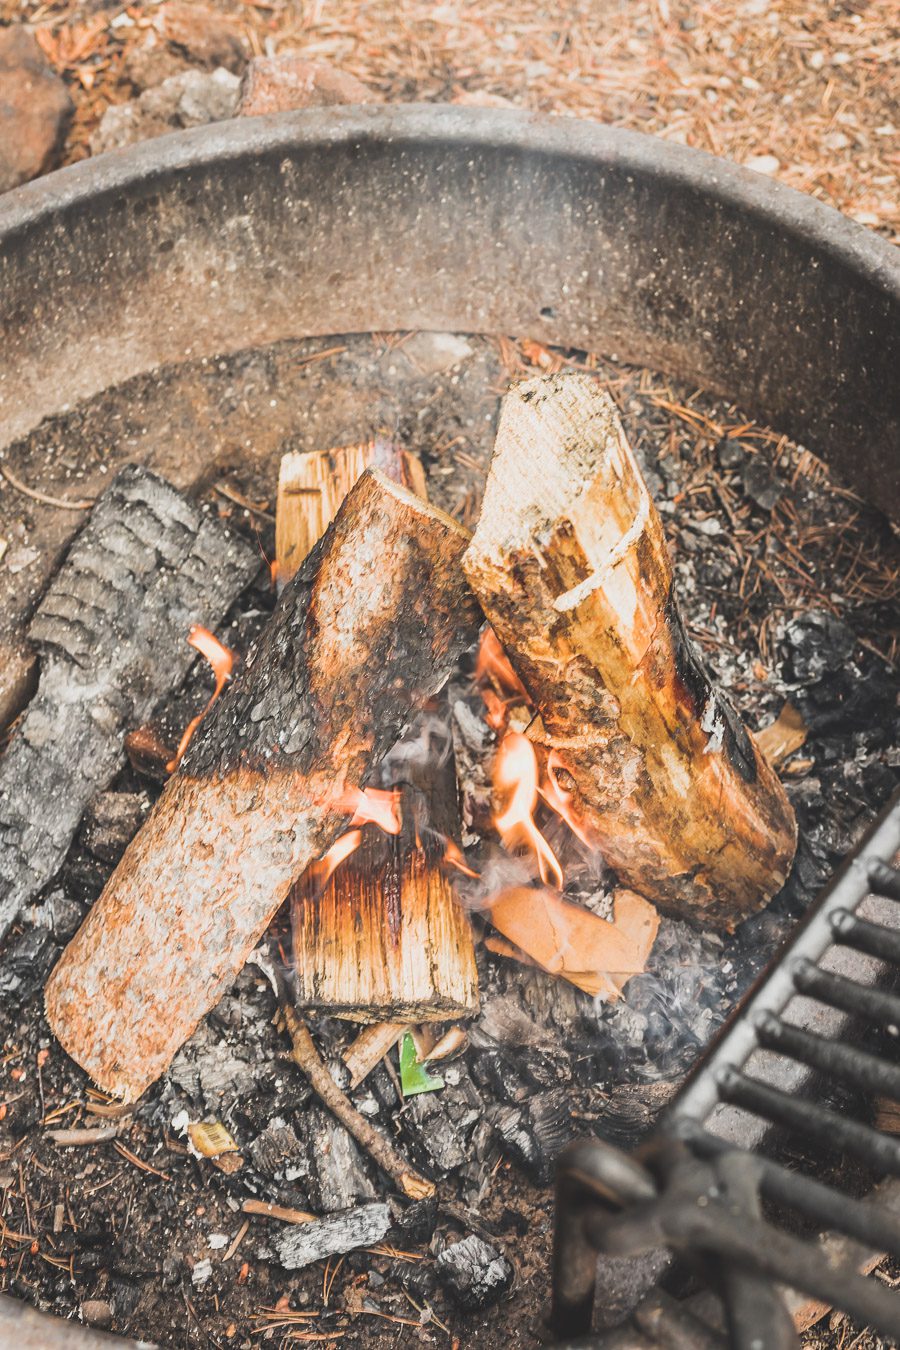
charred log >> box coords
[280,439,477,1022]
[463,374,797,928]
[0,465,258,941]
[45,470,480,1101]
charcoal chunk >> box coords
[0,926,57,1005]
[435,1234,512,1310]
[715,437,746,470]
[248,1120,307,1181]
[780,610,855,684]
[275,1203,390,1270]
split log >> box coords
[291,773,479,1020]
[279,438,477,1022]
[463,374,797,928]
[275,437,426,588]
[0,465,258,942]
[45,470,480,1101]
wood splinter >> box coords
[464,374,797,929]
[45,469,480,1101]
[278,438,478,1023]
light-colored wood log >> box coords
[463,373,797,929]
[45,470,479,1101]
[275,438,426,587]
[279,440,478,1022]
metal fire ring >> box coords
[0,105,898,511]
[0,108,898,1345]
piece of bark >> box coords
[281,440,477,1022]
[274,1202,390,1270]
[275,437,425,588]
[0,465,258,942]
[485,886,659,1000]
[343,1022,407,1089]
[463,374,797,929]
[45,470,479,1101]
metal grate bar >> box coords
[716,1067,900,1173]
[791,958,900,1029]
[753,1010,900,1098]
[679,1121,900,1261]
[831,911,900,964]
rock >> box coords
[744,154,780,176]
[238,55,382,117]
[402,332,475,376]
[275,1203,391,1270]
[82,792,149,864]
[435,1234,512,1311]
[80,1299,113,1328]
[0,25,74,191]
[90,68,240,155]
[191,1257,212,1288]
[741,457,784,510]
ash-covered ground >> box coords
[1,333,897,1347]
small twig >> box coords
[281,1005,435,1201]
[223,1218,250,1261]
[213,481,276,521]
[112,1139,171,1180]
[241,1199,316,1224]
[46,1126,119,1146]
[0,464,94,511]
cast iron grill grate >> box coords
[552,792,900,1349]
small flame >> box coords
[270,558,279,586]
[442,838,480,879]
[493,732,564,890]
[306,829,363,890]
[338,786,402,835]
[476,628,530,732]
[167,626,236,771]
[539,751,593,849]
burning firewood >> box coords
[45,470,480,1101]
[463,374,797,929]
[279,438,478,1023]
[275,438,426,590]
[0,465,258,943]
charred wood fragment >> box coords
[0,465,258,941]
[45,470,480,1101]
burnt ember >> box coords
[0,333,897,1347]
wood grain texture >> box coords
[279,440,477,1023]
[0,464,258,941]
[275,438,426,588]
[45,470,480,1100]
[463,374,796,929]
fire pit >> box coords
[0,107,898,1348]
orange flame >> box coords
[167,626,236,771]
[476,628,530,732]
[270,558,279,587]
[442,838,480,879]
[493,732,564,890]
[338,786,403,835]
[306,829,364,890]
[539,751,594,849]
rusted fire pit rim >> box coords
[0,104,897,509]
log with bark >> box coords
[463,374,797,929]
[278,438,477,1022]
[0,465,258,942]
[45,469,480,1101]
